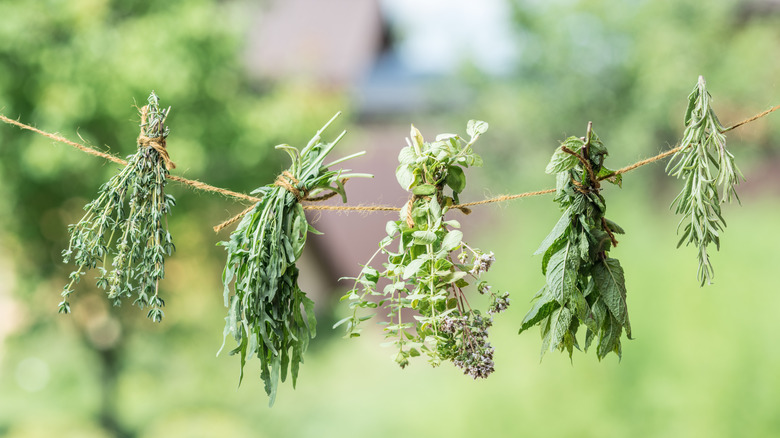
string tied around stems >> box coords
[212,171,347,233]
[138,105,176,170]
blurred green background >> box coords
[1,0,779,437]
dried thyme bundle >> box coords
[219,113,369,406]
[61,92,175,322]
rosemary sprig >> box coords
[519,123,630,360]
[218,113,369,406]
[337,121,509,378]
[61,92,176,322]
[666,76,743,286]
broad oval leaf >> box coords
[398,146,416,165]
[396,164,416,191]
[411,230,437,245]
[440,230,463,252]
[466,120,489,137]
[545,146,580,174]
[403,257,427,279]
[445,165,467,193]
[413,184,436,196]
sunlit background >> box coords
[1,0,780,437]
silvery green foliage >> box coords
[219,113,369,406]
[338,121,509,379]
[520,125,630,360]
[667,76,743,285]
[61,92,175,322]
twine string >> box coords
[0,114,262,203]
[1,101,777,233]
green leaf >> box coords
[332,316,353,330]
[597,316,623,360]
[396,164,416,190]
[561,136,585,151]
[548,307,573,352]
[534,209,570,255]
[518,287,560,333]
[412,230,437,245]
[466,120,489,137]
[441,271,467,284]
[361,266,380,284]
[604,218,625,235]
[545,146,579,174]
[412,184,436,196]
[266,355,281,407]
[303,295,317,338]
[571,287,597,332]
[596,166,622,187]
[440,230,463,252]
[403,258,427,279]
[445,166,466,193]
[541,237,567,276]
[684,82,700,126]
[592,258,630,335]
[385,220,399,237]
[398,146,416,165]
[410,124,425,149]
[545,243,579,305]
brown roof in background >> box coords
[246,0,383,88]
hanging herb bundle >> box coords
[666,76,743,286]
[519,123,630,360]
[219,113,369,406]
[60,92,175,322]
[337,121,510,379]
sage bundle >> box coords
[61,92,176,322]
[519,123,630,359]
[666,76,743,285]
[219,113,369,406]
[338,121,509,379]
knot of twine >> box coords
[273,170,345,203]
[212,172,346,233]
[138,105,176,170]
[274,171,309,201]
[571,177,599,195]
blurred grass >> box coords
[2,182,779,437]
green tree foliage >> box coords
[472,0,780,182]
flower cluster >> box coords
[438,313,496,379]
[488,291,510,315]
[470,251,496,276]
[452,314,495,379]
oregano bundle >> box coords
[338,121,510,378]
[61,92,175,322]
[666,76,743,285]
[219,113,369,406]
[519,123,630,360]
